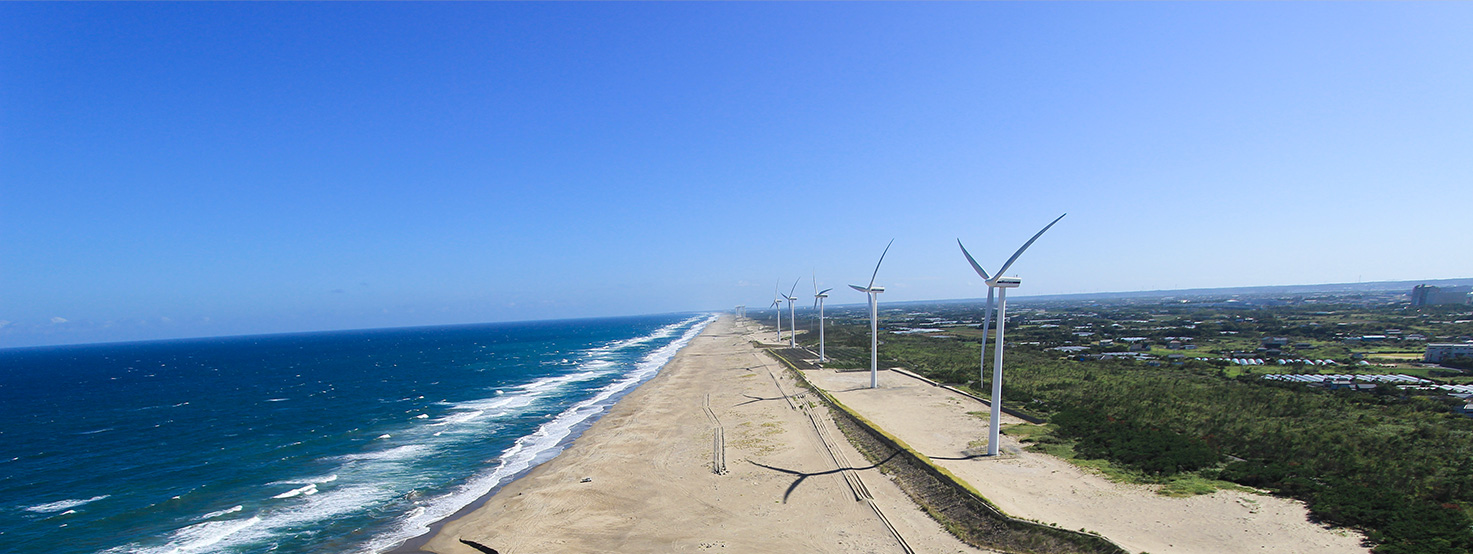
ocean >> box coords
[0,313,716,554]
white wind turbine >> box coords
[813,274,833,363]
[958,214,1065,457]
[849,239,894,389]
[781,279,800,348]
[770,281,784,343]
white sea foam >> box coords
[589,318,689,354]
[199,505,243,520]
[109,487,392,553]
[26,495,109,513]
[268,474,338,486]
[272,484,318,499]
[103,516,264,554]
[514,369,604,393]
[332,444,432,463]
[429,409,483,426]
[359,313,716,554]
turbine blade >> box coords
[957,239,991,281]
[867,239,895,290]
[995,213,1066,278]
[819,288,833,295]
[789,278,800,298]
[849,284,868,293]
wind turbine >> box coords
[781,279,800,348]
[813,274,833,363]
[771,281,784,343]
[958,213,1065,456]
[849,239,894,389]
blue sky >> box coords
[3,2,1471,348]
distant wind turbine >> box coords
[771,281,784,343]
[959,214,1065,456]
[813,274,833,363]
[850,239,894,389]
[782,279,800,348]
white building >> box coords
[1425,343,1473,363]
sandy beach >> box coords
[412,315,982,554]
[802,367,1369,554]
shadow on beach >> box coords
[748,452,901,504]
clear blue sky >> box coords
[3,2,1471,348]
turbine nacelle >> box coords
[958,213,1066,290]
[849,284,885,294]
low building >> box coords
[1426,343,1473,363]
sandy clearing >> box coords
[803,367,1368,554]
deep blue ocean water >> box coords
[0,313,715,554]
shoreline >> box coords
[387,314,717,554]
[386,411,598,554]
[406,314,981,554]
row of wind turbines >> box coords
[762,214,1066,457]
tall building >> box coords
[1411,285,1473,307]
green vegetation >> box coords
[796,295,1473,554]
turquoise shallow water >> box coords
[0,313,715,554]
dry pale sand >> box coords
[803,368,1369,554]
[415,315,984,554]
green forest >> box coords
[811,323,1473,554]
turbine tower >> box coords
[958,214,1065,456]
[813,274,833,363]
[849,239,894,389]
[770,281,784,343]
[782,279,800,348]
